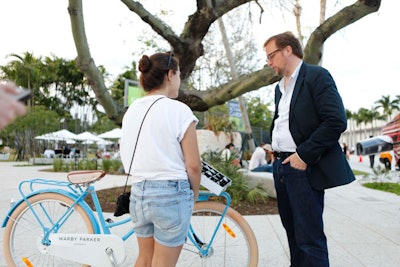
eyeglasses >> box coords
[266,48,282,62]
[167,51,174,68]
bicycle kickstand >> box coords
[105,247,118,267]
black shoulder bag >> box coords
[114,97,164,216]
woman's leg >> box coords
[152,242,183,267]
[134,237,155,267]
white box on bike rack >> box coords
[200,161,232,195]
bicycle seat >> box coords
[67,170,106,184]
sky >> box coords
[0,0,399,113]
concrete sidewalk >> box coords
[1,157,399,266]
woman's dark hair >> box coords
[225,143,235,149]
[263,31,303,59]
[138,52,179,92]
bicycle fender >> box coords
[1,189,100,232]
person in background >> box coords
[95,150,103,159]
[0,81,27,130]
[69,145,79,158]
[221,143,235,161]
[112,149,120,160]
[264,31,355,267]
[221,143,241,167]
[43,147,55,158]
[342,142,350,160]
[62,145,71,157]
[248,143,273,172]
[368,135,375,168]
[120,52,201,267]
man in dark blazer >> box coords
[264,32,355,267]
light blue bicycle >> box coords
[2,170,258,267]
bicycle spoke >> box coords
[3,193,94,267]
[178,201,258,267]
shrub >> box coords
[86,159,98,170]
[247,186,269,204]
[53,159,63,172]
[53,158,100,172]
[77,159,85,170]
[111,159,122,173]
[201,150,268,205]
[362,165,393,182]
[62,161,71,172]
[102,159,112,172]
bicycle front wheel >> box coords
[179,201,258,267]
[3,192,94,267]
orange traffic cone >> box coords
[359,156,363,162]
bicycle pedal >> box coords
[105,248,118,267]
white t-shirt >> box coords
[221,148,231,161]
[120,95,198,182]
[43,149,55,158]
[248,147,267,170]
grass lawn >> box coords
[353,168,400,196]
[363,182,400,196]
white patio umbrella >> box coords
[35,129,77,143]
[98,128,122,139]
[74,131,107,143]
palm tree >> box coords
[1,52,44,106]
[370,108,385,129]
[396,95,400,110]
[356,108,371,139]
[374,95,400,121]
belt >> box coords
[273,151,295,160]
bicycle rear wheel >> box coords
[179,201,258,267]
[3,192,94,267]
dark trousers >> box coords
[273,160,329,267]
[251,164,273,172]
[369,155,375,168]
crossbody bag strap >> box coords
[122,96,164,192]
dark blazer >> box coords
[270,62,355,190]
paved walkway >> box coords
[0,156,399,266]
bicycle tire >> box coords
[3,192,94,267]
[179,201,258,267]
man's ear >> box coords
[283,45,292,56]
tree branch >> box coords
[68,0,124,125]
[120,0,181,47]
[67,0,381,125]
[304,0,381,64]
[176,66,281,111]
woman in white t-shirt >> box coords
[120,52,201,267]
[221,143,241,167]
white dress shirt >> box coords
[271,61,302,152]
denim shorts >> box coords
[129,179,194,247]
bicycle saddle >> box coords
[67,170,106,184]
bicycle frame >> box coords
[2,178,232,265]
[188,191,231,257]
[3,179,135,238]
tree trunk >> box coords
[216,14,256,152]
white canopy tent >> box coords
[34,129,77,144]
[74,131,111,144]
[98,128,122,139]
